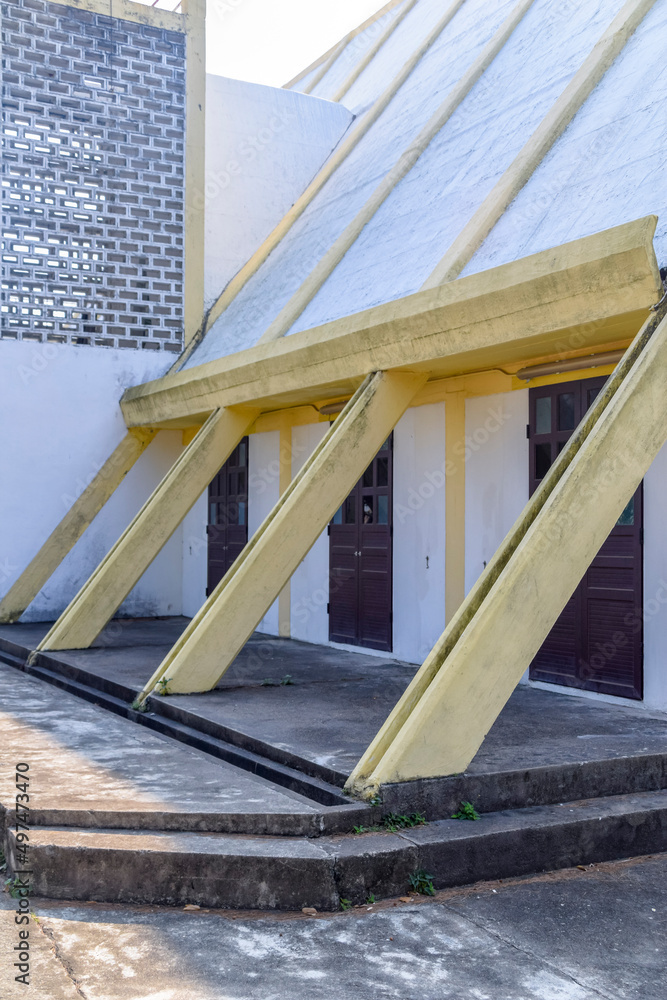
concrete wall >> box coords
[392,403,447,663]
[0,341,179,622]
[290,422,330,646]
[248,430,281,635]
[4,0,186,351]
[464,390,529,596]
[181,491,208,618]
[642,440,667,713]
[203,75,354,313]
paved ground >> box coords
[1,853,664,999]
[0,664,323,825]
[2,619,667,780]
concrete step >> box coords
[10,646,667,821]
[0,652,352,809]
[380,752,667,820]
[9,789,667,911]
[0,664,367,838]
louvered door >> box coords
[329,436,393,651]
[528,378,643,698]
[207,437,249,594]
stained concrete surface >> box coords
[2,618,667,781]
[0,854,665,999]
[0,664,323,823]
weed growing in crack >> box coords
[4,876,26,899]
[352,812,427,834]
[409,870,435,896]
[451,801,480,821]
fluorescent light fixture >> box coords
[516,350,625,381]
[318,399,351,415]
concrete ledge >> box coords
[379,755,667,819]
[8,790,667,911]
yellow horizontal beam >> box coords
[36,407,257,652]
[121,218,662,428]
[139,371,426,697]
[0,430,156,624]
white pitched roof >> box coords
[186,0,667,370]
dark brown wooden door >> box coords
[207,437,249,594]
[329,436,393,651]
[529,377,643,699]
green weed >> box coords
[409,870,435,896]
[451,801,480,821]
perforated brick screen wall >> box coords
[1,0,186,351]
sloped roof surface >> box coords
[186,0,667,370]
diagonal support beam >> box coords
[140,370,426,698]
[0,429,156,624]
[36,406,258,652]
[347,303,667,795]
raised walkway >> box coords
[0,618,666,910]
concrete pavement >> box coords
[1,853,665,999]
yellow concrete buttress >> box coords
[140,370,427,697]
[0,430,156,624]
[347,303,667,793]
[36,407,258,652]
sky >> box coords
[204,0,385,87]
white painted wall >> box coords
[290,422,330,645]
[642,440,667,713]
[288,406,449,663]
[0,341,180,622]
[247,430,281,635]
[392,403,447,664]
[181,491,208,618]
[203,75,354,313]
[464,390,529,595]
